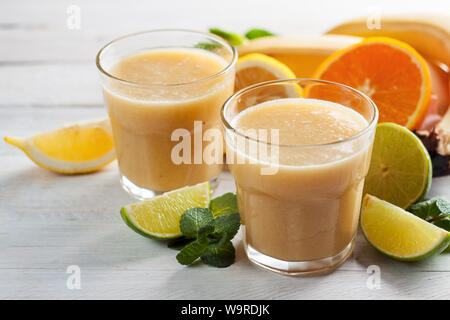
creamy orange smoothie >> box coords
[227,98,374,262]
[102,48,234,193]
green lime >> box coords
[363,122,432,209]
[121,182,211,240]
[361,194,450,261]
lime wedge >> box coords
[121,182,211,240]
[363,122,432,209]
[361,194,450,261]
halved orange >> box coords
[313,37,431,130]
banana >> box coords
[436,106,450,155]
[237,35,362,77]
[326,14,450,68]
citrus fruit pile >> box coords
[4,15,450,265]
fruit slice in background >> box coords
[361,194,450,261]
[234,53,302,108]
[363,123,432,209]
[313,37,431,130]
[121,182,211,240]
[419,61,449,131]
[326,14,450,68]
[235,53,298,91]
[237,35,362,78]
[4,117,115,174]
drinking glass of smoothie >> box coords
[96,30,236,199]
[221,79,378,275]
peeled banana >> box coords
[237,35,362,77]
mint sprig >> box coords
[408,197,450,228]
[179,207,214,239]
[212,212,241,240]
[175,193,241,268]
[208,28,275,46]
[408,197,450,252]
[167,236,194,250]
[201,241,235,268]
[176,235,209,265]
[209,28,245,46]
[194,41,222,51]
[244,29,275,40]
[209,192,239,217]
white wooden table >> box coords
[1,0,450,299]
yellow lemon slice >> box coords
[235,53,302,97]
[5,117,115,174]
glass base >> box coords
[120,175,219,200]
[244,233,355,276]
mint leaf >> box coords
[434,218,450,252]
[435,199,450,215]
[201,241,235,267]
[408,197,450,245]
[180,207,214,239]
[207,231,228,247]
[176,236,208,265]
[209,28,244,46]
[433,218,450,232]
[167,236,194,250]
[209,193,238,217]
[213,213,241,241]
[245,29,275,40]
[194,41,221,51]
[408,197,450,220]
[176,198,241,268]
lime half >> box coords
[363,122,432,209]
[121,182,211,240]
[361,194,450,261]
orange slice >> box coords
[313,37,431,130]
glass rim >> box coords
[221,78,379,149]
[95,28,237,87]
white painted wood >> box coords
[1,0,450,300]
[0,64,103,105]
[0,0,449,62]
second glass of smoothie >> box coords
[97,30,236,199]
[222,79,378,275]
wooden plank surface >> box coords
[1,0,450,300]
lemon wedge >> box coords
[235,53,301,97]
[5,117,115,174]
